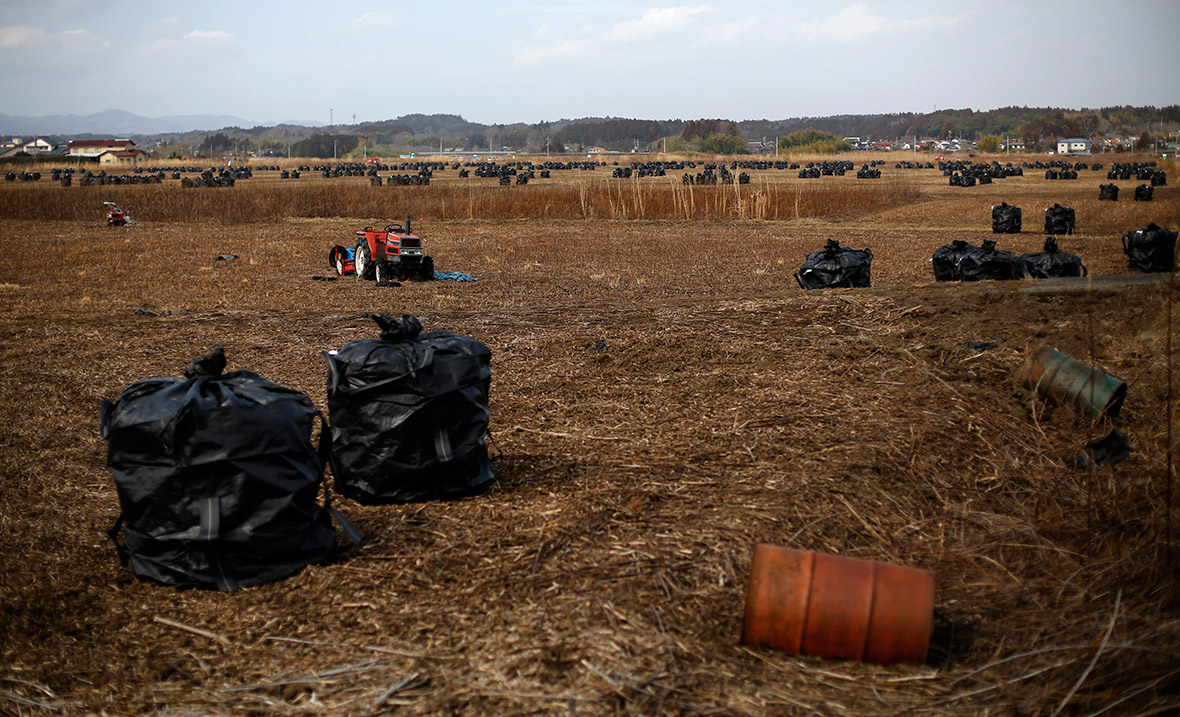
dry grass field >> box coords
[1,152,1179,715]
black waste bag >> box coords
[101,347,356,591]
[931,239,972,281]
[991,202,1022,234]
[1014,237,1087,279]
[1133,184,1153,202]
[1099,183,1119,201]
[1123,223,1178,273]
[325,314,494,504]
[1044,204,1076,235]
[958,239,1015,281]
[794,239,873,289]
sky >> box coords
[1,0,1177,126]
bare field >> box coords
[2,155,1179,715]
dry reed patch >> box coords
[0,177,924,224]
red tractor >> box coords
[354,217,434,282]
[104,201,134,226]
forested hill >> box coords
[733,105,1180,144]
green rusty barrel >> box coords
[1018,347,1126,418]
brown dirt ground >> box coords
[2,159,1179,715]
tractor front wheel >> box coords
[355,241,375,280]
[418,256,435,280]
[375,259,394,283]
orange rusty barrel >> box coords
[1018,347,1126,418]
[741,545,935,665]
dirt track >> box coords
[2,162,1179,714]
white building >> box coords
[1057,138,1093,155]
[0,137,55,158]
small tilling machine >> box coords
[104,201,134,226]
[353,217,434,282]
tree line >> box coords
[144,105,1177,158]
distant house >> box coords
[0,137,55,158]
[22,138,53,154]
[68,139,136,157]
[98,149,147,166]
[1003,138,1026,151]
[870,141,893,151]
[1057,138,1092,155]
[586,146,605,155]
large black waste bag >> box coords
[1123,223,1178,273]
[100,347,358,591]
[794,239,873,289]
[1044,204,1076,235]
[931,239,972,281]
[1099,183,1119,201]
[325,314,494,504]
[1134,184,1154,202]
[1014,236,1086,279]
[991,202,1022,233]
[958,239,1015,281]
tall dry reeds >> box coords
[0,177,921,224]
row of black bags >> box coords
[991,203,1077,235]
[1100,183,1158,201]
[100,314,493,591]
[793,222,1174,289]
[932,223,1178,282]
[932,237,1085,281]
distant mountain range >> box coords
[0,109,322,137]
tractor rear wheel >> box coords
[355,241,375,280]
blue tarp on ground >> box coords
[434,272,478,282]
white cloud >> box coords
[347,12,395,30]
[0,24,107,51]
[797,3,961,44]
[0,25,46,48]
[606,6,708,43]
[516,37,593,67]
[183,29,235,43]
[515,6,710,66]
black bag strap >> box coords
[486,429,504,461]
[316,413,363,547]
[107,514,129,566]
